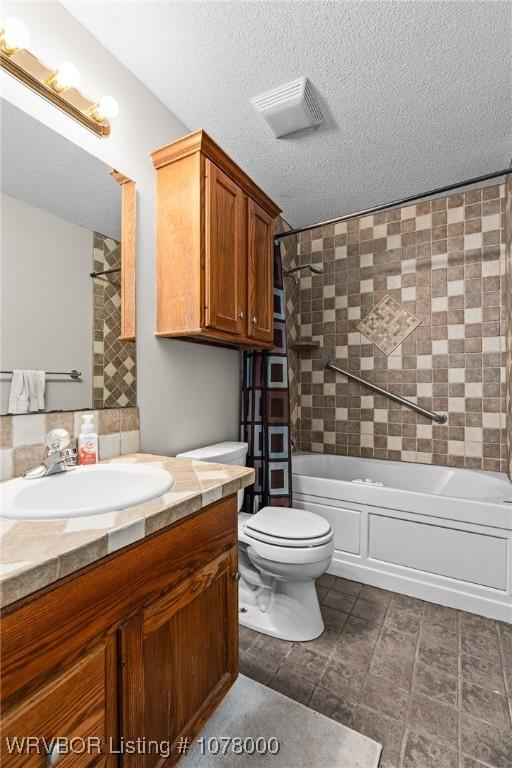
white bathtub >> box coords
[292,453,512,622]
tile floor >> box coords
[239,574,512,768]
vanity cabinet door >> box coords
[0,643,112,768]
[204,160,246,336]
[247,198,274,343]
[119,546,239,767]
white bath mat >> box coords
[181,675,382,768]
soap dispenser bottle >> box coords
[78,414,98,465]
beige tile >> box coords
[13,443,45,476]
[57,536,108,579]
[0,556,59,606]
[121,430,140,454]
[0,449,13,480]
[98,408,121,435]
[12,414,46,447]
[99,433,121,459]
[45,411,74,435]
[120,406,140,431]
[0,415,12,448]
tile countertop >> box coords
[0,453,255,609]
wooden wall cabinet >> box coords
[0,496,239,767]
[151,130,281,348]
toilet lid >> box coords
[246,506,331,542]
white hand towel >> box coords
[26,370,45,412]
[8,370,45,414]
[8,371,29,414]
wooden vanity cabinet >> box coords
[0,496,239,768]
[151,130,281,348]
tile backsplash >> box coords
[0,407,140,479]
[290,184,507,472]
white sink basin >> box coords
[0,464,175,520]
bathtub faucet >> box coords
[352,478,384,487]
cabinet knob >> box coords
[232,571,241,582]
[46,742,65,767]
[252,317,257,324]
[238,311,244,320]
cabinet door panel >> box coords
[1,644,110,768]
[205,160,245,335]
[119,547,238,768]
[247,199,273,342]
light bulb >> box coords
[53,61,80,91]
[1,17,30,53]
[95,95,119,121]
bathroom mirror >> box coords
[0,99,136,414]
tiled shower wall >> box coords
[506,175,512,480]
[290,184,507,472]
[93,233,136,409]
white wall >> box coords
[0,193,93,413]
[1,2,241,454]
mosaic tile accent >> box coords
[92,233,136,409]
[289,184,507,471]
[357,294,422,355]
[0,407,139,479]
[506,175,512,480]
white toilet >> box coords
[177,441,334,642]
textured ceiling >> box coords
[64,1,511,227]
[1,100,121,239]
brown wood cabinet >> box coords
[151,130,281,348]
[111,171,137,342]
[0,496,239,767]
[247,199,274,343]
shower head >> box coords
[283,263,324,283]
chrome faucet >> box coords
[23,429,77,479]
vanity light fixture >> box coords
[0,17,30,54]
[0,18,118,137]
[87,95,119,122]
[46,61,80,92]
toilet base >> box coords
[238,577,324,642]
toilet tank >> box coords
[176,442,248,466]
[176,442,249,512]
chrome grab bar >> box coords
[325,361,447,424]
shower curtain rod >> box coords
[274,167,512,242]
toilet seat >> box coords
[241,536,334,565]
[240,506,333,549]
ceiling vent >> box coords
[251,77,323,138]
